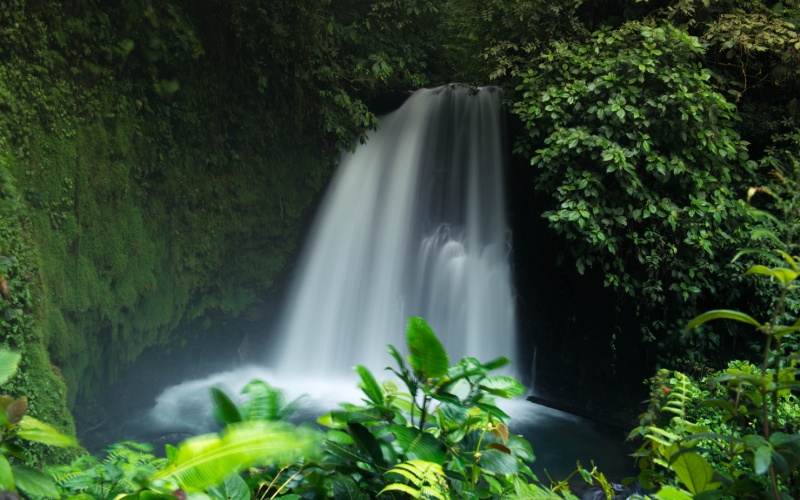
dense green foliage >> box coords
[487,0,800,375]
[212,317,534,499]
[626,247,800,499]
[0,157,75,451]
[513,21,758,341]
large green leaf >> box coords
[326,407,393,425]
[769,325,800,340]
[0,442,27,462]
[153,421,320,492]
[207,473,250,500]
[654,486,695,500]
[16,416,77,447]
[12,464,60,498]
[685,310,762,331]
[389,425,446,464]
[210,388,242,427]
[138,491,176,500]
[347,423,388,469]
[437,402,467,426]
[479,376,526,398]
[754,445,772,475]
[670,450,721,494]
[0,350,21,386]
[472,401,510,421]
[479,448,519,475]
[481,357,511,372]
[506,434,535,462]
[406,317,449,379]
[328,476,369,500]
[387,344,408,374]
[427,391,462,407]
[0,455,14,491]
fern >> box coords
[47,442,166,500]
[640,371,700,451]
[380,460,448,499]
[660,372,693,422]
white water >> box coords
[270,85,516,377]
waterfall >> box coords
[140,85,518,436]
[270,85,516,377]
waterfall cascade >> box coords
[143,85,518,434]
[271,85,517,377]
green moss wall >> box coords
[0,3,337,440]
[13,111,326,405]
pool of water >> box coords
[512,402,637,482]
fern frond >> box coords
[381,460,448,499]
[646,426,681,441]
[389,464,426,486]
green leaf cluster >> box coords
[311,317,534,498]
[513,20,758,345]
[203,317,536,498]
[0,349,78,498]
[630,243,800,498]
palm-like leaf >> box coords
[153,421,320,492]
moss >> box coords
[11,93,331,408]
[0,2,336,432]
[0,157,79,464]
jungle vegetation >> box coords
[0,0,800,497]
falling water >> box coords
[140,84,519,436]
[270,85,516,377]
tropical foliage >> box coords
[513,20,758,343]
[208,316,536,498]
[39,317,546,499]
[0,349,78,498]
[3,0,800,498]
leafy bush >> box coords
[0,349,78,498]
[629,247,800,499]
[512,21,758,347]
[212,316,536,498]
